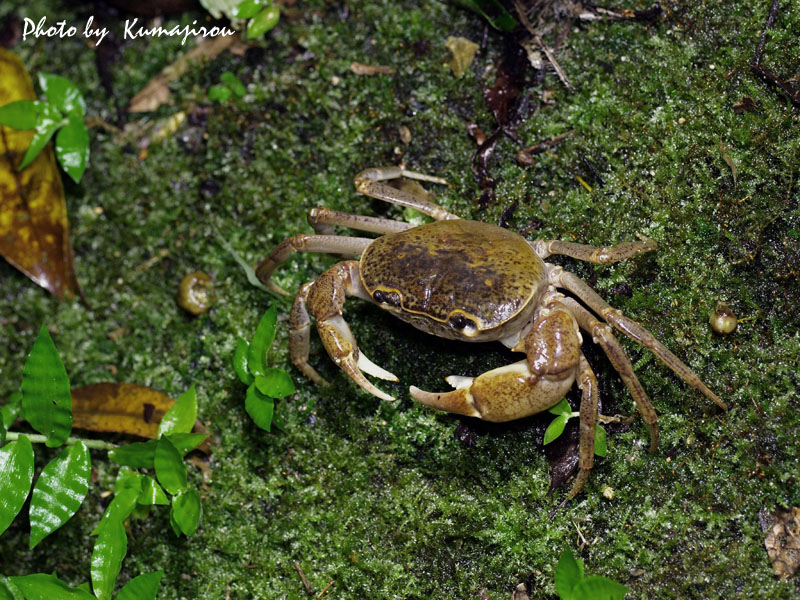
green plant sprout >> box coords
[554,548,628,599]
[543,398,607,457]
[233,305,296,432]
[0,73,90,183]
[0,325,206,599]
[231,0,281,39]
[208,71,247,103]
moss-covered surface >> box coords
[1,0,798,597]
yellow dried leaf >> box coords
[71,383,176,439]
[445,36,479,79]
[0,48,81,299]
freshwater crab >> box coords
[257,167,726,498]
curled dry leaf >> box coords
[71,382,208,443]
[0,49,81,299]
[764,506,800,579]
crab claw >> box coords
[318,315,397,401]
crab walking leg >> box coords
[551,266,727,410]
[531,233,657,264]
[354,167,461,221]
[568,353,600,500]
[255,234,373,295]
[307,206,413,236]
[289,282,329,386]
[306,260,399,401]
[559,296,659,452]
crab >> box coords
[257,167,727,498]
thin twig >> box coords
[749,0,800,106]
[294,561,316,596]
[314,580,335,600]
[753,0,780,66]
[4,431,117,450]
[513,0,575,92]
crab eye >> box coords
[450,314,474,330]
[373,290,400,306]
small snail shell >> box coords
[178,271,214,315]
[709,302,737,335]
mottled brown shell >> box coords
[359,220,547,340]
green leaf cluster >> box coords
[1,326,201,599]
[208,71,247,103]
[555,548,628,600]
[543,398,607,457]
[232,0,281,39]
[0,73,90,183]
[234,305,295,432]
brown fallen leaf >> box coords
[720,142,738,187]
[71,382,208,447]
[0,48,82,299]
[764,506,800,579]
[349,61,395,76]
[127,33,240,112]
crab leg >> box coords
[551,266,727,410]
[531,234,657,264]
[289,281,328,386]
[354,167,460,221]
[255,234,373,295]
[559,296,659,452]
[306,260,398,401]
[568,353,600,499]
[307,206,412,236]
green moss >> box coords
[1,0,798,598]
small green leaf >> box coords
[21,324,73,447]
[1,392,23,443]
[108,440,157,469]
[543,414,568,445]
[138,475,169,506]
[92,485,139,536]
[18,103,64,171]
[594,424,607,458]
[0,100,39,130]
[247,5,281,38]
[571,576,628,600]
[247,305,277,377]
[9,574,93,600]
[168,505,182,536]
[208,84,232,102]
[0,576,23,600]
[91,517,127,600]
[29,441,91,548]
[220,72,246,97]
[168,432,208,455]
[231,0,264,19]
[547,397,572,416]
[154,436,187,495]
[171,488,202,536]
[39,73,86,117]
[233,337,254,385]
[108,433,205,469]
[0,436,34,536]
[117,571,163,600]
[158,385,197,437]
[255,368,295,399]
[555,547,584,600]
[245,384,274,432]
[55,115,89,183]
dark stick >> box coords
[293,560,316,596]
[753,0,780,66]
